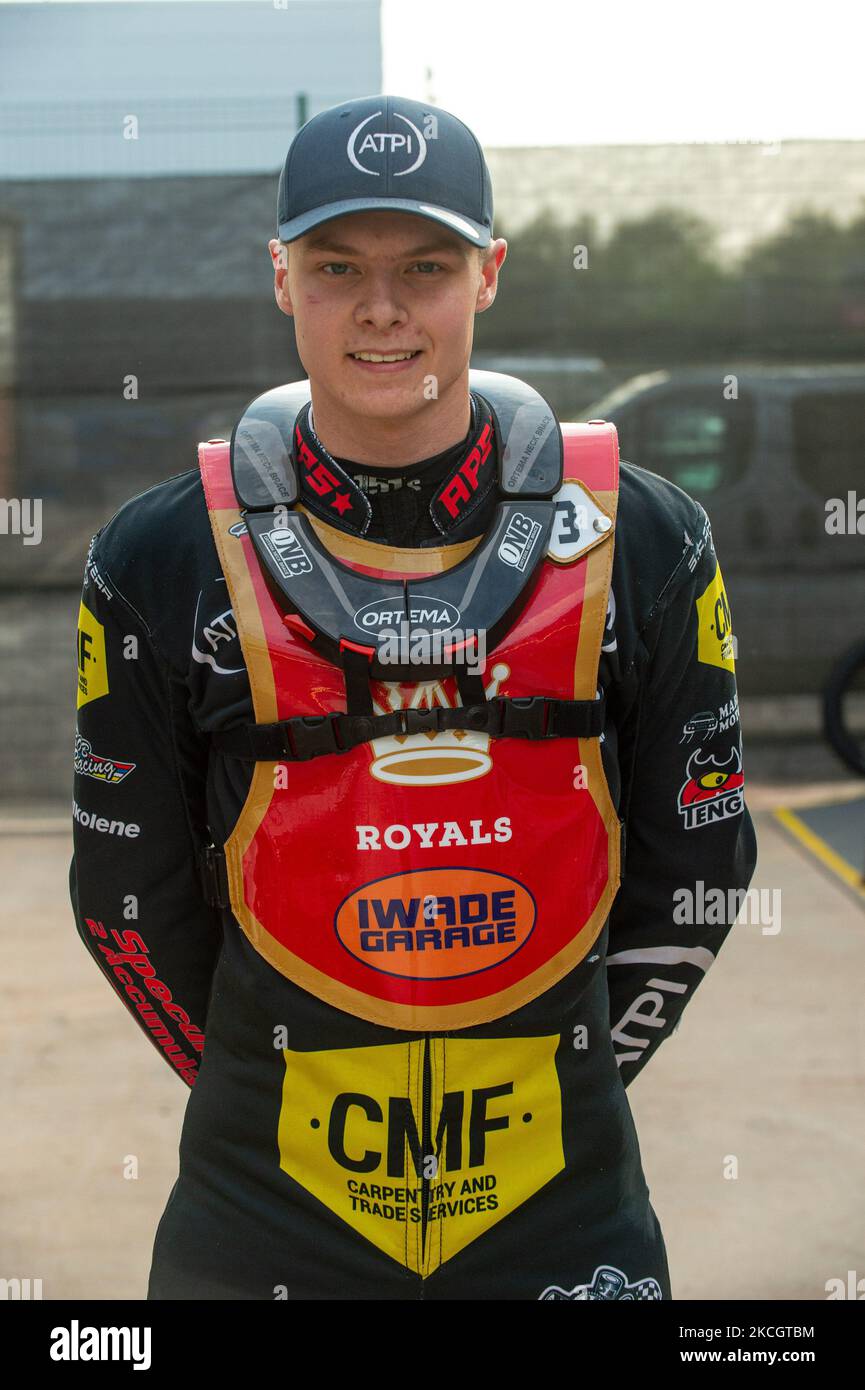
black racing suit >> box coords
[69,423,758,1301]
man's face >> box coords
[267,210,506,425]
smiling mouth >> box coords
[349,350,422,362]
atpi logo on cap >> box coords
[347,109,428,176]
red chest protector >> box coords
[198,373,622,1031]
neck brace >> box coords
[230,370,564,686]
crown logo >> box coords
[367,662,510,786]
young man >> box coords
[70,94,757,1301]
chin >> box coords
[351,396,426,423]
[341,378,431,417]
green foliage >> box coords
[474,199,865,361]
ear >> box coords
[475,239,508,314]
[268,237,294,317]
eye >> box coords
[321,262,353,276]
[412,261,443,274]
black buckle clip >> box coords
[500,695,550,739]
[401,706,441,735]
[333,712,381,750]
[289,714,342,760]
[199,845,229,910]
[399,702,503,736]
[458,700,505,735]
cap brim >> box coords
[278,197,492,247]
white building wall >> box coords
[0,0,383,179]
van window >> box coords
[635,389,753,496]
[793,391,865,496]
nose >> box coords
[352,270,410,330]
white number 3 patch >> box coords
[546,481,614,565]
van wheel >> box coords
[823,639,865,778]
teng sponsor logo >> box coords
[335,867,536,980]
[83,919,204,1086]
[677,745,744,829]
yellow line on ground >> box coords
[773,806,865,901]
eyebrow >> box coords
[301,236,465,258]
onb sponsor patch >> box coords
[259,527,313,579]
[498,512,542,570]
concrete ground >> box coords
[1,770,863,1301]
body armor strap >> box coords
[212,689,606,762]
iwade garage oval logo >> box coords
[335,867,537,981]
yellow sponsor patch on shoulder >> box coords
[77,601,109,708]
[695,561,735,672]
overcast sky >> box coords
[4,0,864,146]
[382,0,865,145]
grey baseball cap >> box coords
[277,93,494,247]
